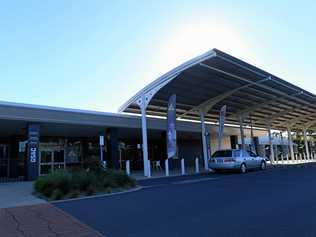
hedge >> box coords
[34,169,135,200]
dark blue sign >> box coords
[167,94,177,159]
[27,124,40,180]
[218,105,226,150]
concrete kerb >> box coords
[134,170,211,181]
[50,186,143,204]
[270,162,316,169]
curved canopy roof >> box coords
[119,49,316,131]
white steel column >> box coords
[141,94,149,177]
[303,128,310,160]
[268,126,275,163]
[275,141,278,164]
[239,115,245,150]
[250,119,255,152]
[287,128,295,162]
[280,132,287,162]
[200,110,209,171]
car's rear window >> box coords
[212,150,232,158]
[233,150,241,157]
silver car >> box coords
[208,149,267,173]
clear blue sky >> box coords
[1,1,315,112]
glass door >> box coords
[39,149,65,175]
[39,150,53,175]
[53,150,65,171]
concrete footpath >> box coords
[0,182,45,209]
[0,182,104,236]
[0,203,104,237]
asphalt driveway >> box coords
[56,165,316,237]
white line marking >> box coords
[173,177,218,185]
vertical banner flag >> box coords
[167,94,177,159]
[218,105,227,150]
[206,128,211,159]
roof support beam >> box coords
[303,121,316,130]
[199,63,316,109]
[277,113,316,129]
[255,106,315,127]
[227,91,304,120]
[177,66,271,119]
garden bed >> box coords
[34,169,136,201]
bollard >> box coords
[165,159,169,176]
[299,153,302,161]
[181,158,185,175]
[286,154,289,163]
[147,160,151,178]
[195,157,199,173]
[126,160,130,176]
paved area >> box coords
[0,182,46,208]
[0,203,103,237]
[56,164,316,237]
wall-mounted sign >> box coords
[99,135,104,146]
[27,124,40,180]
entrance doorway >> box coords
[0,144,9,180]
[39,149,65,175]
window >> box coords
[212,150,232,158]
[233,150,241,157]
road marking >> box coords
[172,177,218,185]
[51,186,143,203]
[142,184,169,189]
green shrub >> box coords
[86,185,95,196]
[69,190,80,198]
[34,168,135,200]
[105,187,112,193]
[71,171,91,191]
[51,189,64,200]
[52,170,71,194]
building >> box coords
[1,49,315,181]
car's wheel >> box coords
[240,163,247,174]
[260,161,266,170]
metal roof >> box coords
[119,49,316,131]
[0,100,264,138]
